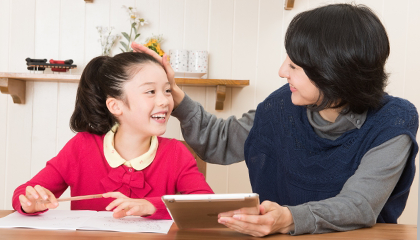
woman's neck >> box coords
[113,125,151,161]
[319,107,342,123]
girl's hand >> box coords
[103,192,157,219]
[18,185,59,214]
[218,200,295,237]
[131,42,185,108]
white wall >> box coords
[0,0,419,225]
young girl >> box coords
[12,52,213,219]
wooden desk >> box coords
[0,210,416,240]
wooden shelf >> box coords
[0,72,249,110]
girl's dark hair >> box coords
[70,52,161,135]
[285,4,390,114]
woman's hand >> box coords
[103,192,157,219]
[18,185,59,214]
[131,42,185,108]
[218,200,295,237]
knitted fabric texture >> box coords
[245,84,418,223]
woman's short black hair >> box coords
[285,3,390,114]
[70,52,161,135]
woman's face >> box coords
[278,55,320,106]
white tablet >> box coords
[162,193,259,229]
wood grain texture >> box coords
[0,211,416,240]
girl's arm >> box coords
[13,158,69,215]
[144,141,214,219]
[12,134,84,215]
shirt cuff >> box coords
[144,197,171,220]
[171,94,199,124]
[287,205,316,235]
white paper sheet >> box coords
[79,211,174,233]
[0,210,173,234]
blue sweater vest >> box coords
[245,84,418,223]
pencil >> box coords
[37,194,103,204]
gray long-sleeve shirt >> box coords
[171,94,412,235]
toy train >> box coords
[26,58,77,73]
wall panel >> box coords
[0,0,10,210]
[399,0,420,224]
[60,0,85,74]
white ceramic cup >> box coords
[188,50,208,73]
[169,49,189,72]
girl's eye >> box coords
[166,89,172,93]
[146,90,155,94]
[289,64,296,70]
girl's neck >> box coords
[113,125,151,161]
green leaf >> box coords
[134,33,140,40]
[131,22,137,28]
[134,27,138,36]
[121,32,130,42]
[120,47,125,53]
[120,41,129,51]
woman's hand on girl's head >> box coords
[18,185,59,214]
[218,201,295,237]
[103,191,157,219]
[131,42,185,108]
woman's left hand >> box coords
[103,192,156,219]
[218,200,295,237]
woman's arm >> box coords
[131,42,255,165]
[172,94,255,165]
[218,134,412,236]
[288,134,412,235]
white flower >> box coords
[139,19,148,26]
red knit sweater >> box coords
[12,132,213,219]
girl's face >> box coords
[119,63,174,137]
[278,55,320,106]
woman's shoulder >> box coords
[370,95,419,132]
[265,83,291,101]
[379,95,418,119]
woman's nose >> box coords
[278,59,289,79]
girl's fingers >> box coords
[113,201,131,214]
[105,198,126,211]
[19,194,32,207]
[34,185,49,200]
[25,186,39,200]
[126,205,140,216]
[44,188,58,206]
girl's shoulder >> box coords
[59,132,104,155]
[156,137,194,160]
[156,137,187,151]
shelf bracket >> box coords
[0,78,26,104]
[215,85,226,110]
[284,0,295,10]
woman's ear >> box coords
[106,97,123,116]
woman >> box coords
[132,3,418,236]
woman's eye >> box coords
[289,64,296,70]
